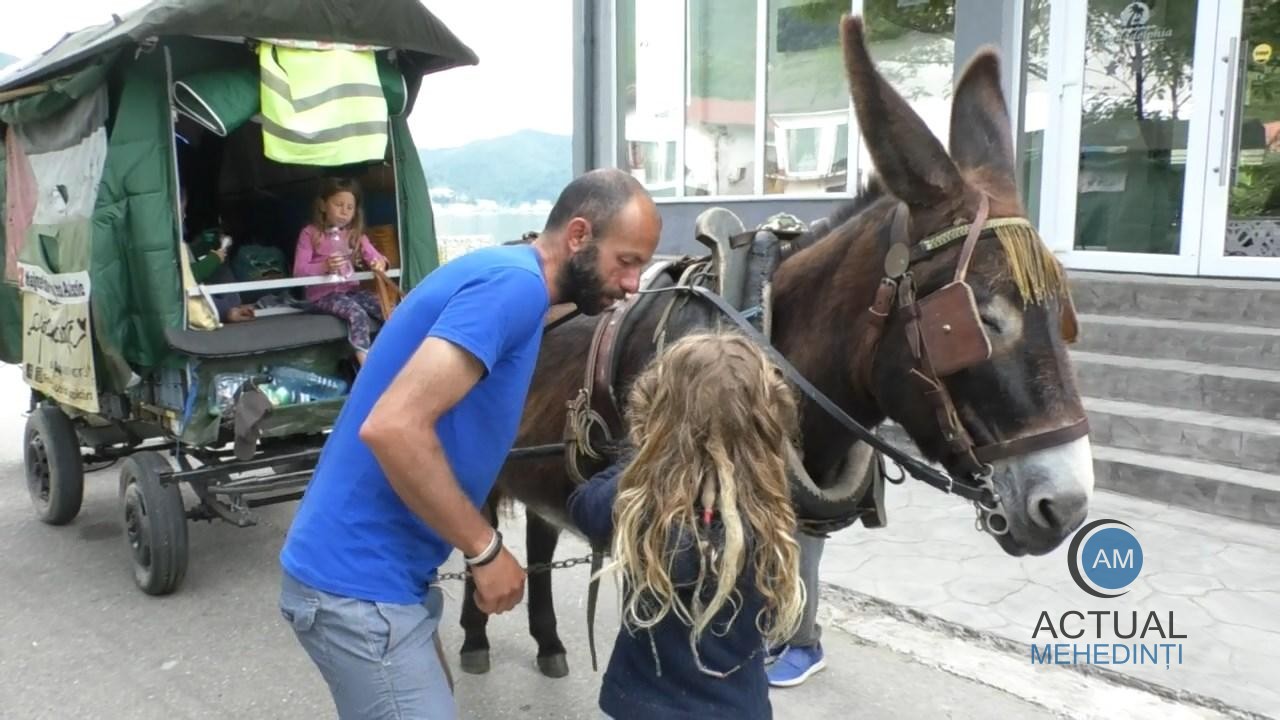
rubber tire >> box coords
[120,451,188,596]
[24,406,85,526]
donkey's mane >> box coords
[779,176,888,263]
[822,175,888,238]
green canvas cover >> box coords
[1,4,462,407]
[0,56,116,365]
[173,53,407,139]
[0,0,477,99]
[0,139,17,364]
[391,115,439,288]
[174,66,259,137]
[378,54,409,117]
[0,52,117,126]
[89,48,185,387]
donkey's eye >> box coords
[980,314,1002,333]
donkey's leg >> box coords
[459,498,497,674]
[527,510,569,678]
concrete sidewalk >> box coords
[815,472,1280,719]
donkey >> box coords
[459,16,1095,678]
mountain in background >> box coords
[419,129,571,206]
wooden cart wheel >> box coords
[119,451,189,596]
[24,405,85,526]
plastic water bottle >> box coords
[326,227,351,281]
[208,372,256,416]
[263,366,349,406]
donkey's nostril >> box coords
[1028,490,1087,532]
[1037,498,1059,530]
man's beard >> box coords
[558,242,613,316]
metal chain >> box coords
[431,552,597,584]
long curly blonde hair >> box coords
[605,331,806,661]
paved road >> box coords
[0,365,1248,719]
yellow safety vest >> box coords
[258,44,389,166]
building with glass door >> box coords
[571,0,1280,526]
[573,0,1280,280]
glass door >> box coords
[1198,0,1280,278]
[1043,0,1222,275]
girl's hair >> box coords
[606,331,805,662]
[311,177,366,256]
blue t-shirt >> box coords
[280,244,549,604]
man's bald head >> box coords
[537,168,661,315]
[543,168,653,239]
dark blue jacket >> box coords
[566,461,773,720]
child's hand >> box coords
[371,257,388,272]
[327,255,345,272]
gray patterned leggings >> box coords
[314,290,384,352]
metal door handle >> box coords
[1220,37,1239,187]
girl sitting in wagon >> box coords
[567,331,806,720]
[292,177,389,365]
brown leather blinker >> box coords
[914,281,992,377]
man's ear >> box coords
[565,217,591,252]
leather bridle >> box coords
[515,196,1090,539]
[858,195,1090,533]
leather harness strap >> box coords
[564,296,633,483]
[902,196,991,475]
[861,195,1089,482]
[590,298,633,435]
[953,195,989,285]
[974,417,1090,464]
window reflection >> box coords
[617,0,684,197]
[1021,0,1050,224]
[765,0,850,194]
[1073,0,1199,254]
[1225,0,1280,258]
[686,1,758,196]
[856,0,956,180]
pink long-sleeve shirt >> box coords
[293,224,386,303]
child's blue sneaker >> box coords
[766,643,826,687]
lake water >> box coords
[433,206,550,246]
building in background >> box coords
[572,0,1280,531]
[574,0,1280,280]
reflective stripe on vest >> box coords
[258,44,389,166]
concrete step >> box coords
[1092,445,1280,528]
[1072,351,1280,420]
[1069,271,1280,327]
[1076,314,1280,372]
[875,420,1280,528]
[1085,397,1280,475]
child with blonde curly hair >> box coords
[567,330,806,720]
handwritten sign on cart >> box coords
[18,263,99,414]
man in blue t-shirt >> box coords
[278,168,661,719]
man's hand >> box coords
[212,248,228,262]
[470,547,526,614]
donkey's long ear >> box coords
[841,15,964,210]
[949,48,1016,178]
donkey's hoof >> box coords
[537,653,569,678]
[460,649,490,675]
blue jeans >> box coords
[279,572,455,719]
